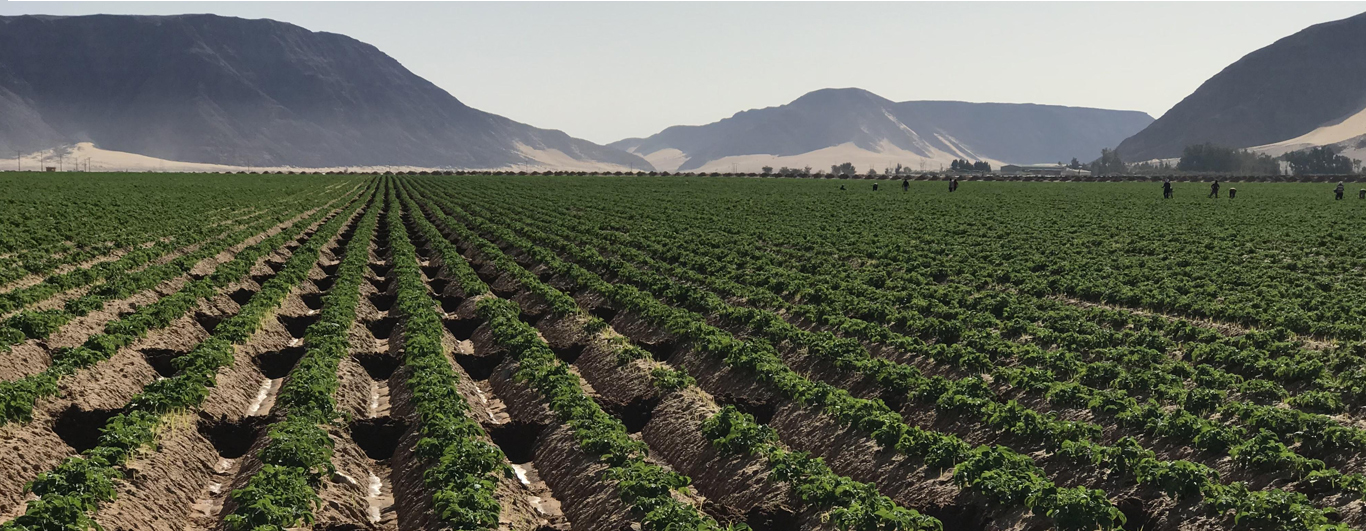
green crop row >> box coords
[418,177,1352,531]
[0,186,368,426]
[408,182,1124,531]
[396,181,739,530]
[448,186,1366,510]
[0,179,373,531]
[386,182,508,529]
[223,186,381,531]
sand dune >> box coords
[654,140,1005,174]
[2,142,640,174]
[1256,105,1366,156]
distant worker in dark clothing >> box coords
[1336,182,1345,200]
[1359,189,1365,200]
[902,178,910,192]
[1208,180,1220,198]
[839,184,846,191]
[1162,180,1173,199]
[949,178,959,192]
[1229,188,1237,199]
[873,183,879,191]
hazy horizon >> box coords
[3,1,1365,145]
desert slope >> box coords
[1117,11,1366,161]
[0,14,651,171]
[611,88,1152,172]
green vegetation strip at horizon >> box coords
[407,175,1366,531]
[0,180,373,531]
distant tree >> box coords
[1090,149,1127,175]
[1283,146,1357,175]
[832,162,856,176]
[1177,143,1279,174]
[761,166,773,175]
[1068,158,1083,169]
[867,167,879,177]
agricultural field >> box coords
[0,173,1364,531]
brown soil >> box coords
[0,202,335,383]
[643,390,831,530]
[0,408,85,516]
[97,412,225,531]
[530,424,637,531]
[13,199,357,530]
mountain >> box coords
[1116,12,1366,162]
[610,88,1153,172]
[0,14,651,170]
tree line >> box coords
[1090,144,1362,176]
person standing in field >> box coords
[1335,182,1345,200]
[902,178,909,192]
[1208,180,1220,198]
[1229,187,1237,199]
[873,183,879,191]
[949,178,958,192]
[1163,179,1173,199]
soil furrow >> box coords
[384,211,550,531]
[0,198,358,520]
[96,191,373,531]
[0,200,342,383]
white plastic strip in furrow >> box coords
[368,381,380,417]
[366,473,384,523]
[245,378,273,415]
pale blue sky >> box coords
[4,2,1365,144]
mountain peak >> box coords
[611,88,1152,172]
[0,14,650,170]
[791,87,890,106]
[1116,10,1366,160]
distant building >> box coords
[999,164,1091,177]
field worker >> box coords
[1335,182,1345,200]
[840,184,846,191]
[902,178,909,192]
[1208,180,1220,198]
[949,178,959,192]
[1229,188,1237,199]
[1359,189,1365,199]
[873,183,879,191]
[1163,179,1173,199]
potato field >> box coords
[1,173,1365,531]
